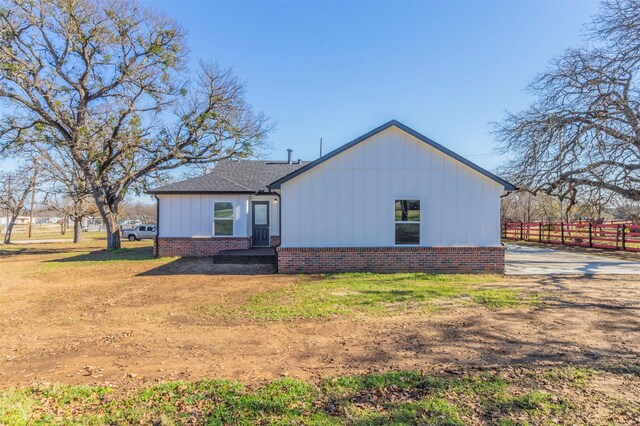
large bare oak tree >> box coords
[494,0,640,201]
[0,0,270,249]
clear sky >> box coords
[0,0,601,189]
[141,0,600,170]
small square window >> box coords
[395,200,420,221]
[214,220,233,236]
[214,202,234,236]
[395,200,420,245]
[214,202,233,219]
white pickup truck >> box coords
[122,224,157,241]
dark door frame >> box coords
[251,201,270,247]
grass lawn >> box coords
[197,273,540,321]
[2,239,640,424]
[0,233,152,255]
[1,367,638,425]
[1,224,106,241]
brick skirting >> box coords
[157,237,250,257]
[276,246,505,274]
[269,235,281,247]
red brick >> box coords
[157,237,250,257]
[276,246,505,274]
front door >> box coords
[251,201,269,247]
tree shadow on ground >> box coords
[0,246,75,256]
[44,246,155,262]
[338,273,640,372]
[137,257,276,276]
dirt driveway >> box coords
[506,243,640,275]
[0,244,638,392]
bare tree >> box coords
[36,144,97,243]
[0,161,38,244]
[0,0,271,249]
[46,195,97,243]
[120,200,156,224]
[502,186,618,224]
[494,0,640,201]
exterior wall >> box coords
[158,194,251,238]
[277,246,505,274]
[158,194,280,239]
[157,237,250,257]
[270,235,281,247]
[280,127,503,248]
[156,194,280,257]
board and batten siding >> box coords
[157,194,279,238]
[280,127,503,248]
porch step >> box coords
[212,248,277,265]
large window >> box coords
[395,200,420,245]
[214,202,234,236]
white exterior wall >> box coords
[280,127,503,248]
[157,194,279,238]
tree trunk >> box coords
[3,214,17,244]
[73,217,84,244]
[103,213,121,250]
[94,198,121,250]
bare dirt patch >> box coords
[1,242,640,395]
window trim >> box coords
[394,199,420,245]
[213,201,235,237]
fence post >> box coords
[520,222,524,241]
[588,223,593,248]
[561,222,564,245]
[539,222,542,243]
[621,224,626,251]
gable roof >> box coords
[149,160,309,194]
[269,120,516,191]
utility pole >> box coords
[5,175,10,232]
[27,162,38,238]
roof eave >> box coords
[147,190,257,195]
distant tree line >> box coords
[501,189,640,224]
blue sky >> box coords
[0,0,601,192]
[142,0,600,170]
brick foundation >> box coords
[269,235,281,247]
[157,237,250,257]
[276,246,505,274]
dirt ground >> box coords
[1,244,639,392]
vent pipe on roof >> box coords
[287,148,293,164]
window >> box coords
[214,202,234,236]
[395,200,420,245]
[138,226,145,231]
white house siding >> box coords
[157,194,279,238]
[280,127,503,248]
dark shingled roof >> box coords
[149,160,309,194]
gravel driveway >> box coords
[506,243,640,275]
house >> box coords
[149,120,515,273]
